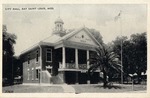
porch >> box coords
[54,47,99,84]
[56,47,95,70]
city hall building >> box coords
[21,17,102,84]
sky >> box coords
[3,4,147,56]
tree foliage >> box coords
[3,25,17,56]
[88,44,122,87]
[109,32,147,83]
[88,28,103,44]
[3,25,17,85]
[13,56,22,77]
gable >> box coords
[67,29,98,46]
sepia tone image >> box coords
[2,4,147,94]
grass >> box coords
[2,84,146,93]
[2,85,64,93]
[72,84,147,93]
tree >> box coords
[111,36,128,60]
[13,56,22,78]
[130,32,147,83]
[109,32,147,83]
[88,44,122,87]
[3,25,17,85]
[88,28,103,44]
[108,36,130,82]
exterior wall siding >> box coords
[22,45,59,84]
[22,47,40,83]
[41,46,59,76]
[41,46,53,70]
[21,45,97,84]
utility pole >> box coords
[120,11,123,84]
[115,10,123,84]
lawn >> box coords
[2,84,146,93]
[2,85,64,93]
[72,84,147,93]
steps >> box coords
[42,70,64,84]
[51,75,64,84]
[41,70,52,83]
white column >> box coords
[87,50,90,69]
[75,49,78,69]
[87,50,90,84]
[38,45,42,84]
[62,47,66,68]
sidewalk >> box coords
[61,84,75,93]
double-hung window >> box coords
[36,69,39,79]
[36,50,39,62]
[27,69,30,80]
[32,68,34,80]
[46,49,52,62]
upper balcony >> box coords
[59,62,88,70]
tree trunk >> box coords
[103,70,107,87]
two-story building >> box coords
[20,17,102,84]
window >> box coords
[27,69,30,80]
[36,69,39,79]
[46,49,52,62]
[28,55,30,64]
[57,24,59,30]
[36,50,39,62]
[82,35,84,38]
[32,68,34,80]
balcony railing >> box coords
[78,64,87,69]
[59,62,87,70]
[66,63,76,69]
